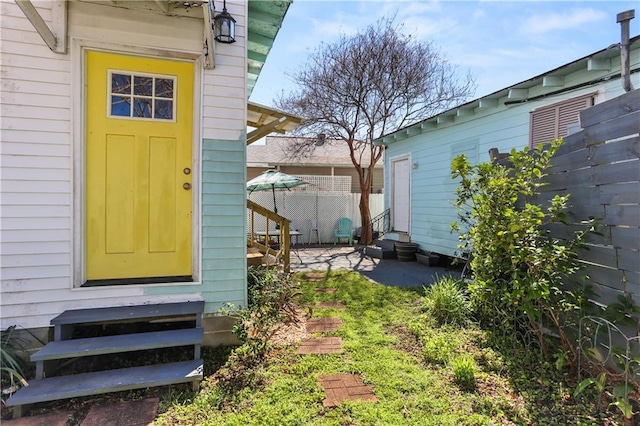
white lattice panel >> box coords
[248,192,384,244]
[290,175,351,193]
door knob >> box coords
[183,183,191,190]
[183,168,191,175]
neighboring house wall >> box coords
[247,136,384,193]
[377,40,639,259]
[0,1,248,331]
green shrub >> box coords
[423,332,457,365]
[421,276,471,327]
[452,354,477,390]
[451,139,596,359]
[227,267,301,356]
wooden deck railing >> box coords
[247,199,291,273]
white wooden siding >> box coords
[1,0,248,329]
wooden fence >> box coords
[537,89,640,308]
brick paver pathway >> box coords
[81,398,158,426]
[298,337,343,354]
[318,374,378,407]
[301,283,377,407]
[305,272,326,282]
[306,317,343,333]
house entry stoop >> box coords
[364,232,412,259]
[6,301,205,418]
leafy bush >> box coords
[452,354,477,390]
[229,267,301,356]
[421,276,471,327]
[451,139,595,359]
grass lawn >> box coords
[156,270,621,425]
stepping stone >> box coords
[298,337,342,354]
[81,397,158,426]
[306,272,326,282]
[314,288,337,294]
[4,411,70,426]
[306,317,343,333]
[318,373,378,407]
[315,301,346,310]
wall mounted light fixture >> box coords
[213,0,236,44]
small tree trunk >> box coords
[359,191,373,245]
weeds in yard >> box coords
[155,270,621,425]
[1,326,28,399]
[1,325,43,402]
[452,354,477,391]
[421,276,471,327]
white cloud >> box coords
[520,8,608,35]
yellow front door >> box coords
[85,51,194,281]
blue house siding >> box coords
[380,49,638,259]
[200,137,248,313]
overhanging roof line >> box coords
[247,102,303,145]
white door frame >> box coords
[389,154,411,234]
[71,39,202,288]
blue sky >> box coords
[249,1,639,107]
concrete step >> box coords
[381,232,411,242]
[6,359,203,414]
[364,246,396,259]
[374,239,397,251]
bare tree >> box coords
[276,18,475,245]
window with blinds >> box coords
[529,93,595,147]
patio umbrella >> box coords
[247,170,309,214]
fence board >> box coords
[590,283,627,307]
[543,222,608,245]
[556,129,587,156]
[611,226,640,251]
[549,136,640,172]
[599,182,640,204]
[605,205,640,227]
[575,263,625,290]
[545,167,594,190]
[626,270,640,288]
[577,244,618,269]
[567,205,605,222]
[593,161,639,186]
[580,89,640,127]
[583,110,640,145]
[618,249,640,273]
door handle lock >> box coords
[183,183,191,190]
[183,168,191,175]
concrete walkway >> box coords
[290,245,456,288]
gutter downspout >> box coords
[617,9,635,93]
